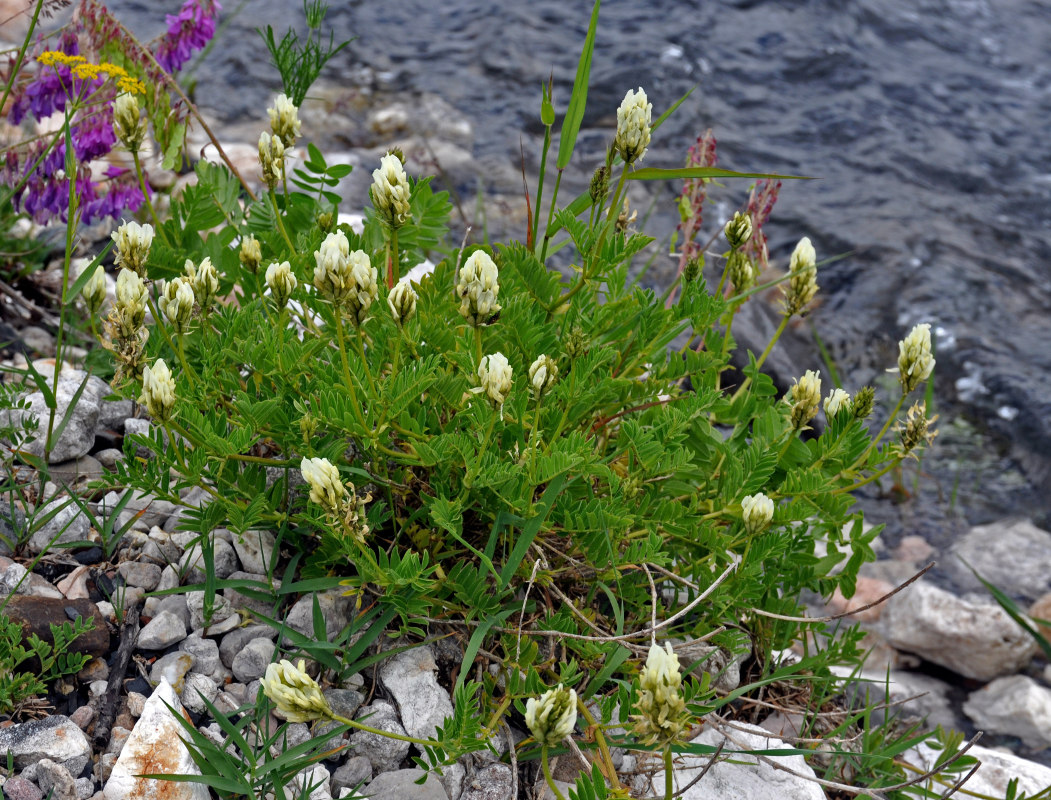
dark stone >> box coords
[72,546,104,565]
[124,676,151,696]
[2,596,110,664]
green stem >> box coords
[538,169,563,264]
[324,712,439,748]
[473,326,483,368]
[664,746,674,800]
[270,189,296,254]
[148,297,198,388]
[833,458,902,495]
[463,412,498,489]
[0,0,43,120]
[174,335,198,391]
[390,227,400,288]
[540,746,568,800]
[729,315,789,404]
[353,327,378,398]
[532,123,552,251]
[131,150,166,244]
[333,313,369,433]
[849,394,905,472]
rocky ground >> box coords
[1,82,1050,799]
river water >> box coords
[106,0,1051,554]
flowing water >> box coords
[107,0,1051,554]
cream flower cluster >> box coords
[259,131,285,190]
[824,388,851,418]
[615,87,652,165]
[159,276,195,335]
[787,369,822,429]
[301,456,345,514]
[260,659,333,723]
[112,92,145,151]
[268,93,301,149]
[528,354,558,399]
[633,642,688,745]
[265,261,297,309]
[456,250,501,326]
[185,257,219,309]
[114,268,148,338]
[387,280,418,326]
[783,236,818,316]
[478,353,513,408]
[313,231,378,324]
[371,153,411,228]
[897,323,935,394]
[525,684,577,748]
[81,265,107,316]
[741,492,774,535]
[111,220,153,277]
[139,359,176,422]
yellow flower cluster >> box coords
[37,51,145,95]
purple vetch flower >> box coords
[71,112,117,163]
[156,0,221,74]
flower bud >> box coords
[260,659,333,723]
[345,250,379,326]
[111,220,154,277]
[589,165,610,206]
[456,250,501,326]
[824,388,851,419]
[301,456,346,514]
[528,354,558,400]
[724,211,753,250]
[783,236,818,316]
[82,265,107,316]
[787,369,822,429]
[563,325,590,361]
[185,257,219,308]
[114,268,148,336]
[258,131,285,190]
[525,684,577,748]
[741,493,774,535]
[371,153,411,229]
[240,236,262,274]
[265,260,297,310]
[139,358,176,422]
[159,276,195,335]
[387,280,418,326]
[615,87,652,165]
[267,93,301,149]
[896,323,935,395]
[852,386,875,420]
[112,92,145,151]
[897,402,938,458]
[682,257,702,284]
[727,250,756,293]
[633,643,687,746]
[477,352,513,409]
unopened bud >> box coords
[852,386,875,420]
[82,265,107,316]
[589,165,610,206]
[724,212,753,250]
[682,257,702,284]
[727,250,756,293]
[387,280,418,326]
[265,261,297,310]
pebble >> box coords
[232,637,276,682]
[230,528,276,574]
[963,675,1051,749]
[219,624,277,668]
[117,561,162,590]
[137,609,188,650]
[379,644,454,742]
[27,494,92,554]
[331,755,372,796]
[347,701,411,773]
[149,652,195,693]
[0,716,92,775]
[362,769,449,800]
[36,759,78,800]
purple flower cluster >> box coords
[156,0,221,74]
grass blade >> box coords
[555,0,601,170]
[626,166,813,182]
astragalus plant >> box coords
[7,1,965,797]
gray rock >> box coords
[438,762,465,800]
[379,645,454,742]
[884,582,1037,680]
[122,417,168,458]
[906,740,1051,797]
[0,560,64,597]
[461,764,513,800]
[331,756,372,796]
[157,564,180,591]
[649,721,825,800]
[12,372,101,463]
[35,758,78,800]
[220,624,278,668]
[98,398,133,430]
[348,701,411,773]
[179,633,223,680]
[138,609,188,650]
[232,637,276,683]
[185,590,237,631]
[285,588,355,644]
[142,595,190,628]
[149,652,195,693]
[222,570,281,616]
[963,675,1051,749]
[947,519,1051,602]
[0,504,26,554]
[110,491,180,532]
[93,448,124,469]
[74,777,95,800]
[325,688,364,721]
[0,715,92,775]
[363,769,449,800]
[852,669,961,733]
[117,561,162,591]
[232,528,276,574]
[47,455,104,487]
[180,535,240,582]
[27,494,91,554]
[181,672,219,715]
[292,764,332,800]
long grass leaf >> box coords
[555,0,601,169]
[626,166,813,182]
